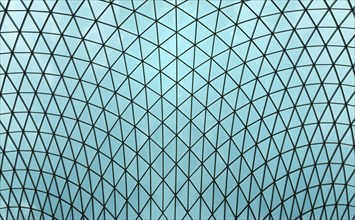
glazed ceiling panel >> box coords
[0,0,354,219]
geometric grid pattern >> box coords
[0,1,354,219]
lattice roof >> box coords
[0,1,354,219]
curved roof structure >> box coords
[1,1,354,219]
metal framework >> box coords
[0,0,354,219]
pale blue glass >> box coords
[0,1,354,219]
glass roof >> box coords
[0,0,354,219]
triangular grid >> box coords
[0,1,354,219]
